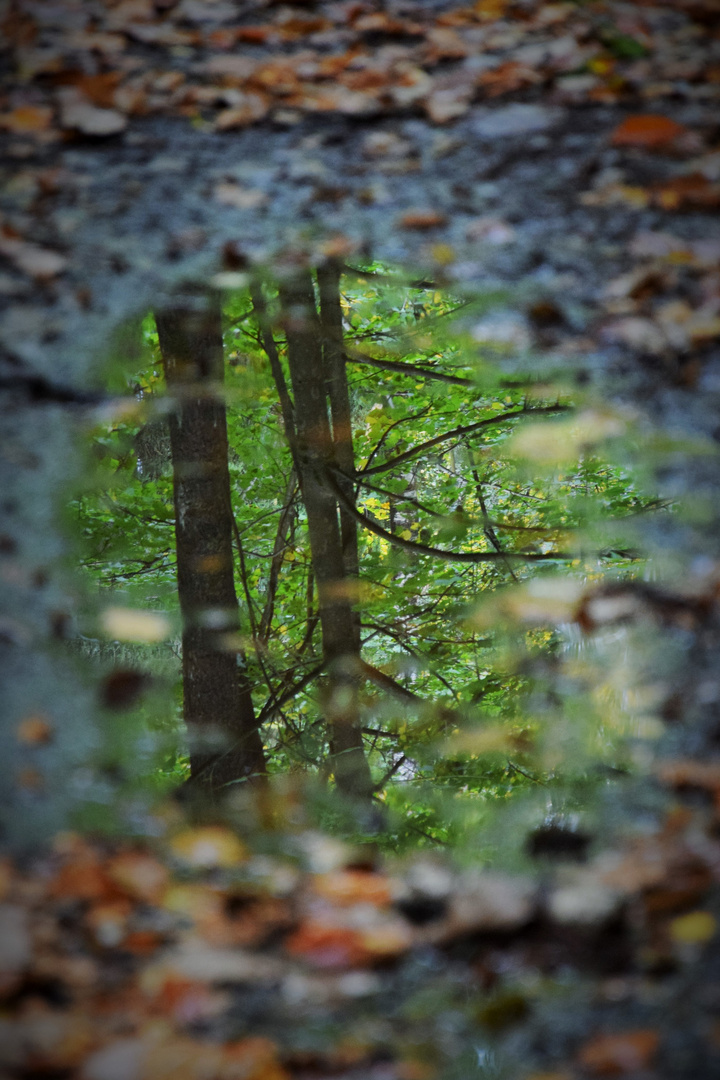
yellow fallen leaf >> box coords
[670,910,716,945]
[169,826,247,868]
[100,607,170,643]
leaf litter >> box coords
[2,0,720,1076]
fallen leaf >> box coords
[213,182,268,209]
[422,873,535,942]
[214,92,269,130]
[610,113,689,150]
[100,607,170,643]
[398,209,447,230]
[312,870,394,907]
[0,904,31,974]
[15,714,53,744]
[577,1030,659,1075]
[169,826,248,868]
[654,174,720,211]
[0,104,53,134]
[466,217,516,244]
[656,759,720,794]
[0,235,67,279]
[59,92,127,136]
[669,910,716,945]
[50,849,119,902]
[285,922,375,968]
[107,850,170,904]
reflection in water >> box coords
[73,261,664,852]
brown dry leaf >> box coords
[58,90,127,136]
[603,264,669,302]
[610,113,689,151]
[64,30,127,54]
[64,72,124,109]
[311,870,394,907]
[0,104,54,135]
[601,316,669,355]
[654,174,720,211]
[388,64,433,108]
[87,1028,288,1080]
[424,26,469,62]
[286,917,411,969]
[125,23,198,47]
[169,826,248,868]
[1,1008,97,1072]
[289,84,380,116]
[398,209,447,230]
[0,235,67,279]
[50,849,119,903]
[424,83,473,123]
[474,0,511,20]
[204,54,257,83]
[214,182,268,209]
[107,850,170,904]
[214,92,269,129]
[479,61,541,97]
[16,714,53,745]
[577,1029,659,1075]
[655,758,720,794]
[354,12,423,36]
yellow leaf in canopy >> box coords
[101,607,170,643]
[169,826,248,868]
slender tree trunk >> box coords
[155,301,266,796]
[317,260,361,651]
[278,271,374,800]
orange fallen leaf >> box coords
[16,714,53,745]
[653,174,720,211]
[312,870,394,906]
[398,209,447,230]
[64,71,123,109]
[578,1030,659,1075]
[51,853,118,902]
[611,114,688,150]
[285,922,369,968]
[0,104,53,134]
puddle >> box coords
[59,260,678,859]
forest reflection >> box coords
[74,261,664,854]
